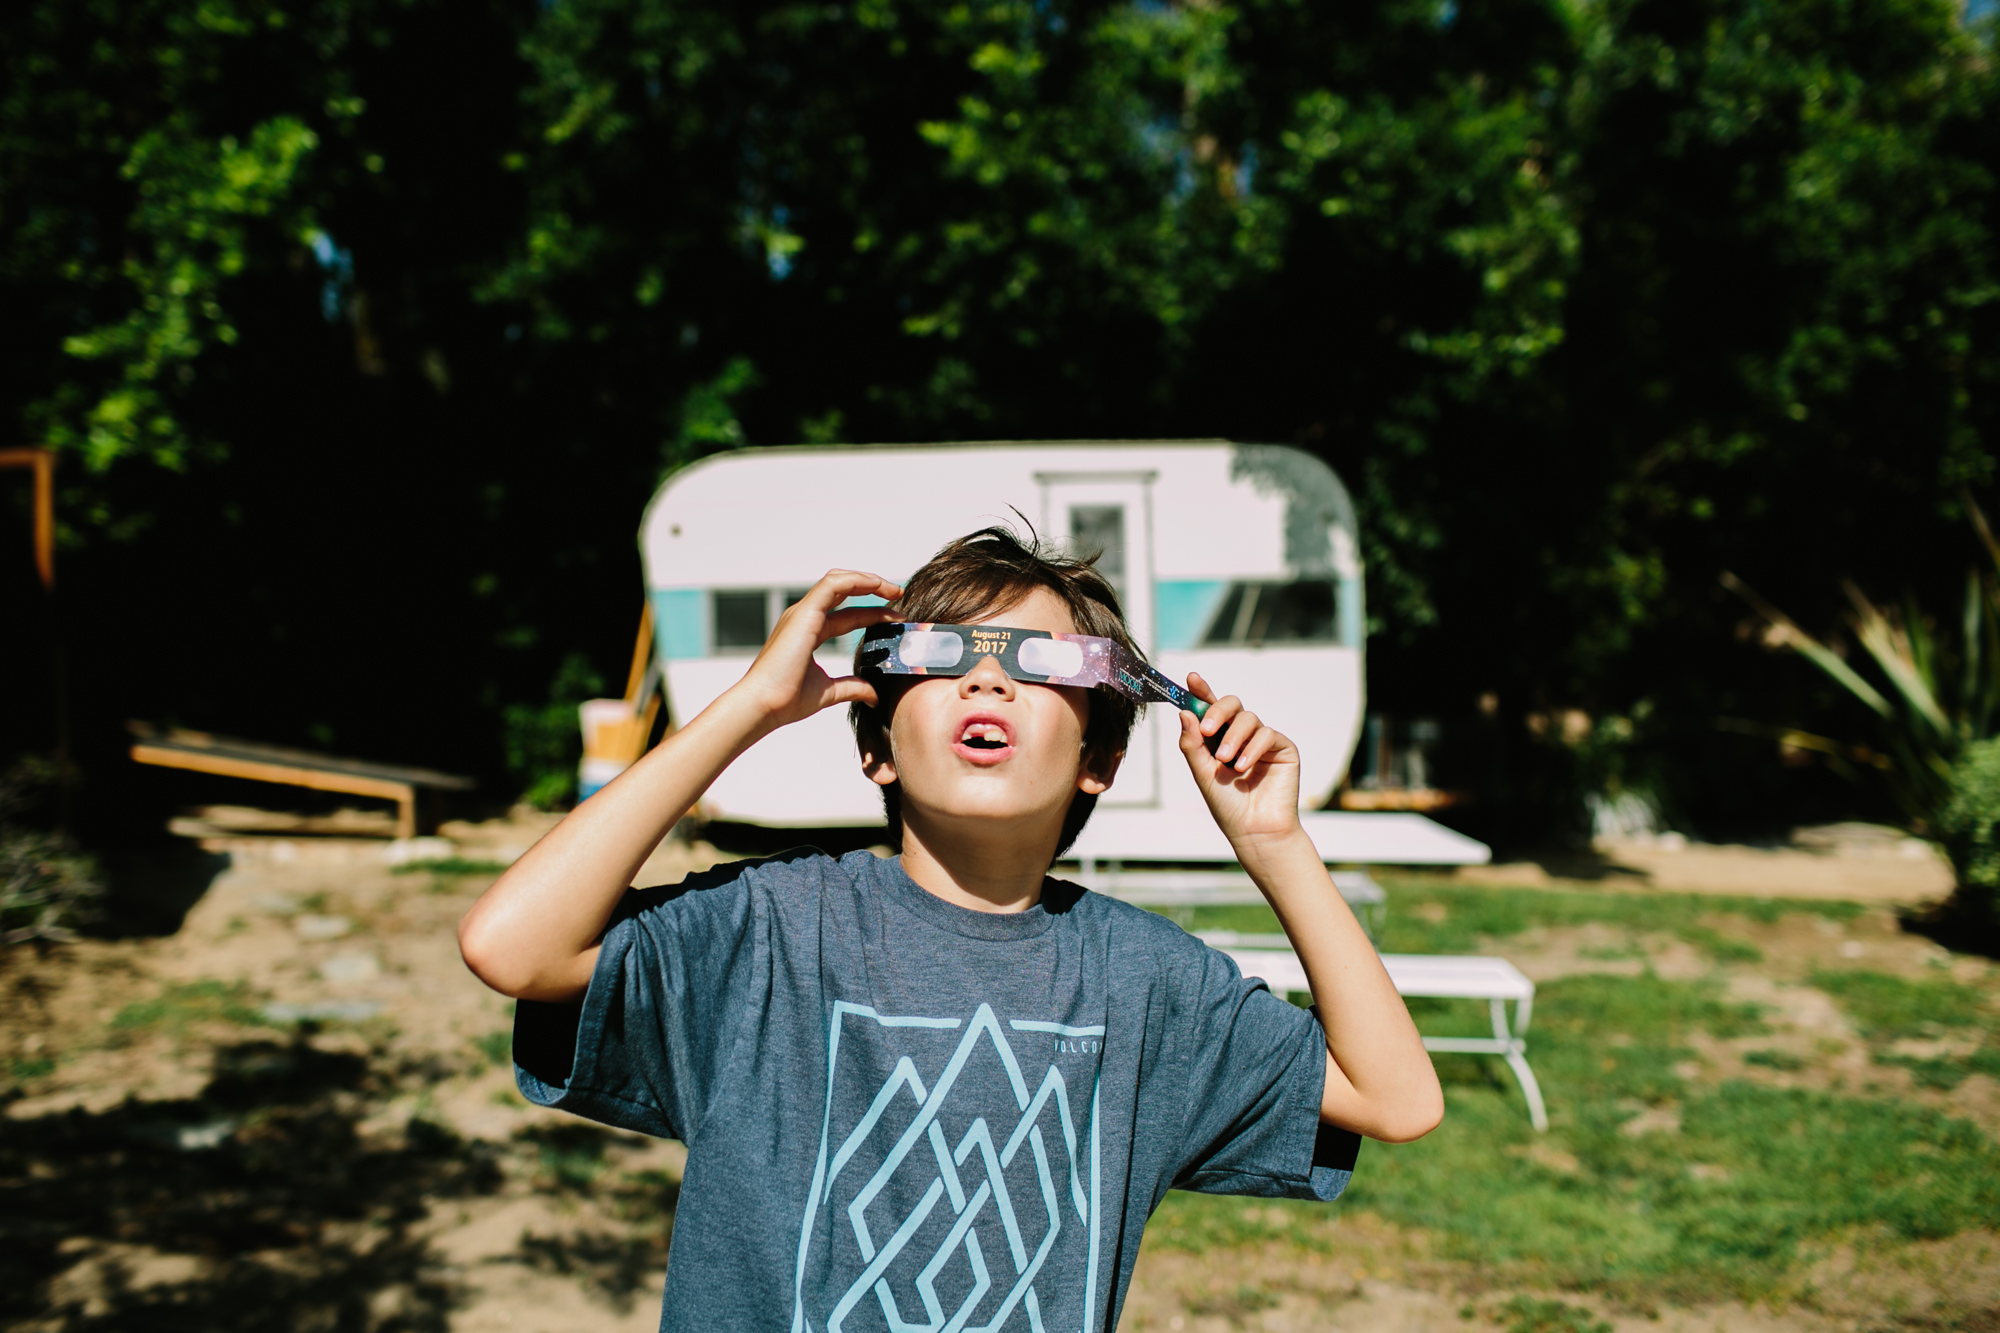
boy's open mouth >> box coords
[952,716,1014,763]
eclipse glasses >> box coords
[857,622,1208,718]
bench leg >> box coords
[1504,1047,1550,1132]
[410,786,446,838]
[1490,997,1549,1132]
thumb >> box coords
[824,676,881,708]
[1177,709,1208,757]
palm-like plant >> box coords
[1723,492,2000,929]
[1720,573,1994,829]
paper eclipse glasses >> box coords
[857,622,1208,718]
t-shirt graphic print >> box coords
[795,1002,1105,1333]
[511,849,1355,1333]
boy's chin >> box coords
[905,788,1074,831]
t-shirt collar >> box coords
[864,852,1062,942]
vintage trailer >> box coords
[638,441,1487,867]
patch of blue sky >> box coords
[308,231,353,323]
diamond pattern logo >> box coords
[791,1003,1103,1333]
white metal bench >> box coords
[1066,866,1388,937]
[1201,937,1549,1132]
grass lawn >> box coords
[1143,883,2000,1308]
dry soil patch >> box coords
[5,814,1996,1332]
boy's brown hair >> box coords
[850,526,1144,858]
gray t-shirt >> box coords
[514,848,1357,1333]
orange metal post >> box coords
[623,600,656,702]
[0,447,55,590]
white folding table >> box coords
[1070,868,1388,938]
[1202,937,1548,1132]
[1056,808,1490,941]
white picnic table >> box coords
[1067,866,1388,937]
[1201,935,1549,1132]
[1055,808,1490,941]
[1064,809,1493,867]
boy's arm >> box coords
[457,569,903,1002]
[1176,677,1445,1144]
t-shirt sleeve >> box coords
[1167,943,1359,1202]
[511,860,770,1143]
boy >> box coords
[459,528,1441,1332]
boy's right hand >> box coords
[457,568,900,1004]
[726,569,905,733]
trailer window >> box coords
[1068,505,1126,605]
[1200,580,1338,646]
[713,590,769,652]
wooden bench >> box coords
[1201,938,1548,1131]
[129,724,475,840]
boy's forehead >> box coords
[965,586,1079,636]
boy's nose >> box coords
[958,656,1016,700]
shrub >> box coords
[501,652,604,810]
[1938,738,2000,930]
[1727,499,2000,946]
[0,759,101,944]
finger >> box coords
[771,587,901,651]
[821,603,902,639]
[1198,694,1241,739]
[1215,709,1261,763]
[822,676,882,708]
[817,566,903,597]
[1179,710,1230,768]
[1231,726,1279,773]
[1176,688,1224,752]
[800,569,905,613]
[1200,698,1245,745]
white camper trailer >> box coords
[639,441,1487,868]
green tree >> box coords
[1537,0,2000,833]
[1,0,341,480]
[4,0,1997,841]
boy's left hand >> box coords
[1175,673,1304,849]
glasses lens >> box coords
[1017,637,1084,678]
[899,630,965,669]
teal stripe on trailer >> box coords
[652,588,708,659]
[1155,581,1227,651]
[1339,576,1364,649]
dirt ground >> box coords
[1,812,1988,1332]
[1458,824,1956,904]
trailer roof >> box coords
[641,440,1359,589]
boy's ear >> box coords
[859,726,898,788]
[1077,746,1123,796]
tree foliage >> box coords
[2,0,1996,838]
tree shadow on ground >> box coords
[0,1036,502,1332]
[504,1121,677,1314]
[1503,846,1649,882]
[90,845,233,938]
[512,1229,665,1315]
[1899,888,2000,961]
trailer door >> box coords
[1036,470,1161,807]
